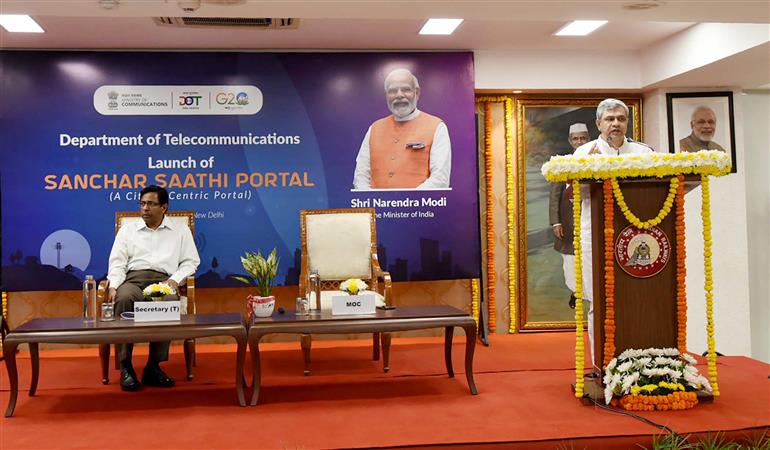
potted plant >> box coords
[234,248,279,318]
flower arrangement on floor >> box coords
[340,278,367,295]
[603,347,712,410]
[142,282,175,301]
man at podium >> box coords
[572,98,653,370]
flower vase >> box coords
[247,295,275,319]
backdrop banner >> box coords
[0,51,480,291]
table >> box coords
[248,305,478,405]
[3,313,247,417]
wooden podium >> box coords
[587,177,695,372]
[541,151,729,403]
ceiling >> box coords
[1,1,769,88]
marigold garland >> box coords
[504,98,516,334]
[675,175,687,353]
[701,175,720,396]
[482,101,496,332]
[572,180,585,398]
[1,291,7,356]
[617,392,698,411]
[611,177,678,229]
[602,180,616,369]
[476,96,521,334]
[471,278,480,326]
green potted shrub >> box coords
[234,248,279,318]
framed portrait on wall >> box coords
[666,91,736,173]
[514,96,642,330]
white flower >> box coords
[653,357,676,367]
[663,348,680,357]
[682,353,698,365]
[619,348,643,360]
[542,150,730,182]
[635,357,652,368]
[617,361,633,373]
[620,373,639,395]
[602,346,712,403]
[604,385,615,405]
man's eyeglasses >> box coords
[138,201,161,208]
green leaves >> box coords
[237,248,279,297]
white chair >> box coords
[298,208,393,375]
[97,210,197,384]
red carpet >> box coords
[1,333,768,449]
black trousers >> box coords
[114,270,178,367]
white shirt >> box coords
[572,136,654,298]
[107,215,200,288]
[352,109,451,190]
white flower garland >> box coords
[542,150,731,182]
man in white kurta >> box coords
[572,99,653,371]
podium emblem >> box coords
[615,225,670,278]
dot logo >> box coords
[179,95,203,106]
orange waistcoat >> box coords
[369,112,442,188]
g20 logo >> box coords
[179,95,202,106]
[216,92,249,106]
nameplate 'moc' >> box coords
[331,295,376,315]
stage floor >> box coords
[1,332,768,449]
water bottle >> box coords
[83,275,97,321]
[308,270,320,311]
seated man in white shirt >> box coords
[107,185,200,391]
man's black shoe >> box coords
[142,365,176,388]
[568,293,576,309]
[120,367,141,392]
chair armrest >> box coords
[371,253,392,305]
[97,280,110,305]
[184,276,195,314]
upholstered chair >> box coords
[96,211,197,384]
[298,208,393,375]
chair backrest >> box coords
[300,208,377,291]
[115,210,195,235]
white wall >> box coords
[474,50,640,90]
[742,91,770,363]
[648,89,753,357]
[640,23,770,87]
